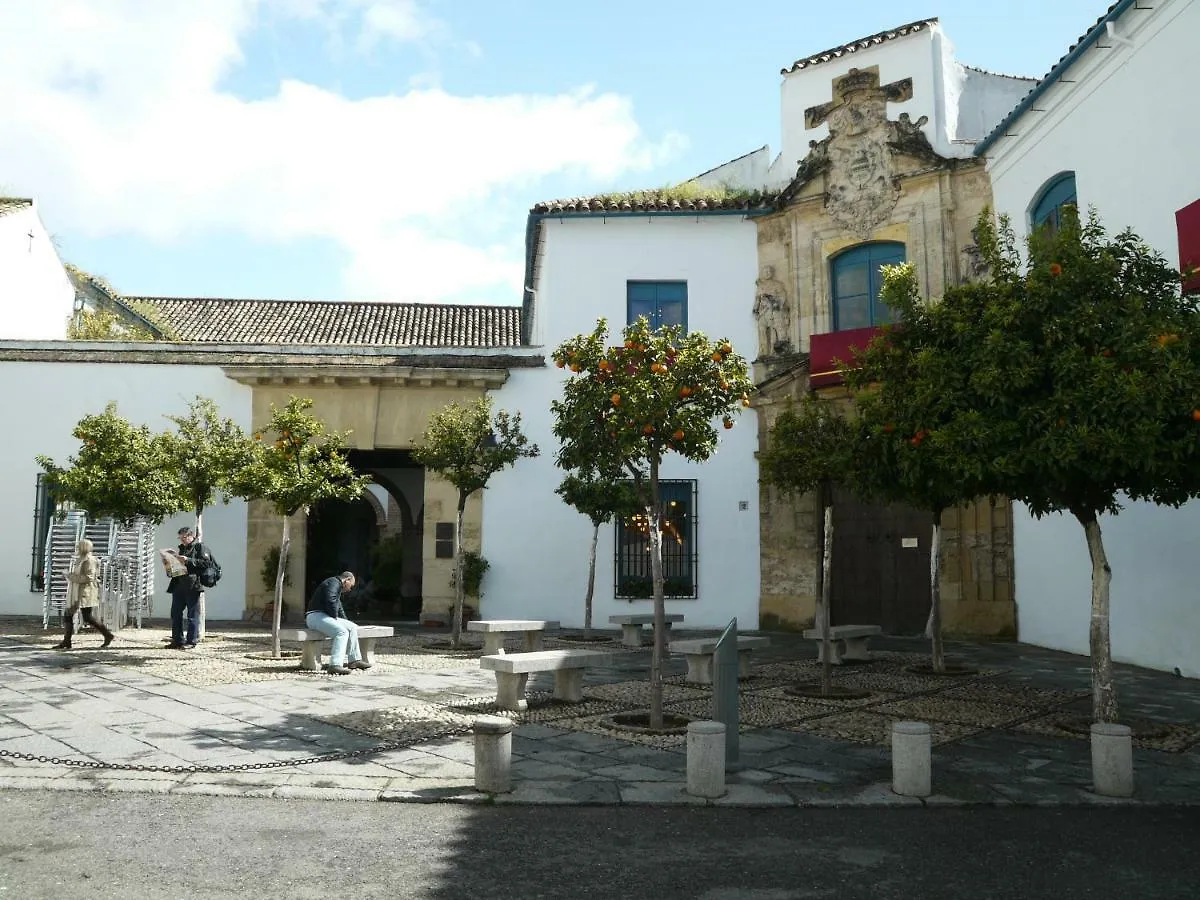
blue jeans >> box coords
[170,589,200,645]
[304,611,361,666]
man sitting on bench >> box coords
[305,571,371,675]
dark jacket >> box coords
[307,576,347,618]
[167,541,205,594]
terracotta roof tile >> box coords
[782,18,938,74]
[130,297,524,347]
[531,191,778,216]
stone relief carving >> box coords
[753,265,793,358]
[959,225,991,284]
[796,67,949,239]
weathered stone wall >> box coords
[241,376,497,622]
[752,66,1012,637]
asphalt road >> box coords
[2,791,1198,899]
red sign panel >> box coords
[1177,199,1200,294]
[809,326,882,388]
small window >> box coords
[830,242,906,331]
[434,522,454,559]
[614,480,697,599]
[30,474,55,592]
[1031,172,1077,232]
[627,281,687,331]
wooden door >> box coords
[829,487,932,635]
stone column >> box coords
[473,716,514,794]
[892,721,932,797]
[686,720,727,799]
[1091,723,1134,798]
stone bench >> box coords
[608,613,685,647]
[802,624,883,665]
[278,625,395,672]
[669,635,771,684]
[479,649,613,711]
[466,619,559,655]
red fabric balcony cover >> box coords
[1177,199,1200,294]
[809,326,882,387]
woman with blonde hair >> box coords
[52,538,115,650]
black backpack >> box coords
[197,544,223,589]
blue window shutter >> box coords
[831,242,906,330]
[627,281,688,331]
[1032,173,1078,231]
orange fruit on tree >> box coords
[1049,263,1062,277]
[1192,409,1200,422]
[611,393,621,406]
[643,424,655,435]
[711,352,723,363]
[673,429,685,441]
[723,418,733,430]
[555,358,565,368]
[679,386,692,398]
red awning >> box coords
[809,326,882,388]
[1177,198,1200,293]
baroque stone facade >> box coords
[753,65,1015,637]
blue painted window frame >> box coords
[627,281,687,332]
[830,242,906,331]
[1031,173,1078,232]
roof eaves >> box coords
[781,18,938,75]
[0,197,33,218]
[975,0,1135,156]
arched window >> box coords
[1031,172,1077,232]
[830,242,906,331]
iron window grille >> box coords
[614,479,698,599]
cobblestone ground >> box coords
[2,617,1198,806]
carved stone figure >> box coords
[753,266,793,357]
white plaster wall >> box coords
[0,205,74,340]
[955,68,1036,148]
[774,27,944,185]
[484,215,762,630]
[0,360,252,621]
[1014,503,1200,678]
[987,0,1200,676]
[690,146,772,191]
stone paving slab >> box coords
[1,622,1199,808]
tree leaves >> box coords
[232,396,370,516]
[410,396,539,505]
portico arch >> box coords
[225,365,509,623]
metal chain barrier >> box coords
[0,724,475,775]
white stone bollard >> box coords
[1091,723,1134,798]
[891,721,932,798]
[687,720,727,798]
[473,715,514,794]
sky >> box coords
[0,0,1108,307]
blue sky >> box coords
[1,0,1107,306]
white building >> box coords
[482,198,766,629]
[979,0,1200,677]
[0,198,74,339]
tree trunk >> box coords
[271,514,290,659]
[817,482,834,696]
[928,511,945,673]
[451,496,466,650]
[1078,512,1117,723]
[195,508,206,643]
[648,457,665,730]
[584,521,598,640]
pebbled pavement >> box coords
[1,620,1198,807]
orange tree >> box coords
[854,208,1200,722]
[411,397,539,649]
[37,402,183,525]
[759,391,862,694]
[551,316,754,728]
[555,467,641,641]
[841,262,1004,675]
[234,397,370,657]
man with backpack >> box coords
[166,526,219,649]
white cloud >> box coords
[0,0,684,302]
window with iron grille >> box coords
[614,479,697,599]
[30,474,54,592]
